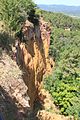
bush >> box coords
[44,74,80,118]
[0,31,15,54]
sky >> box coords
[34,0,80,6]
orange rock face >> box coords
[16,18,53,109]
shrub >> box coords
[44,74,80,118]
[0,0,36,32]
[0,32,14,51]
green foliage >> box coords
[44,75,80,118]
[0,0,38,52]
[42,10,80,118]
[0,31,14,52]
[0,0,36,32]
[66,97,80,119]
[37,9,80,30]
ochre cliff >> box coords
[16,18,54,109]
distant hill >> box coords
[38,4,80,17]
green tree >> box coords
[0,0,36,32]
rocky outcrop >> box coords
[37,110,71,120]
[0,52,30,120]
[16,18,53,109]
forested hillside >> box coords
[36,10,80,119]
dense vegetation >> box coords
[0,0,39,52]
[36,10,80,30]
[38,10,80,119]
[0,0,38,32]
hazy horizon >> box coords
[37,4,80,7]
[34,0,80,6]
